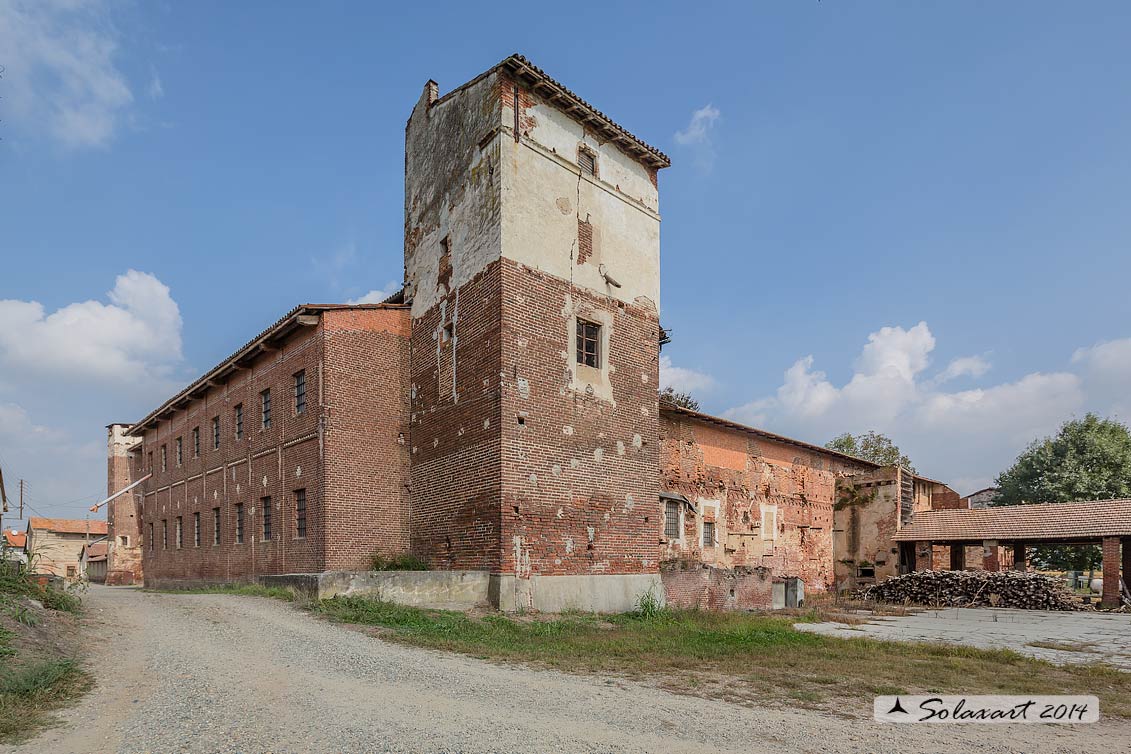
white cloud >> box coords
[0,402,60,441]
[723,322,1105,488]
[935,354,991,383]
[0,0,134,148]
[673,104,720,172]
[674,104,720,145]
[659,356,715,394]
[0,270,183,385]
[346,281,401,305]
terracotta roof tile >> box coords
[3,530,26,548]
[893,499,1131,542]
[28,517,109,536]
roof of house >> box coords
[83,541,108,560]
[128,303,407,435]
[28,517,109,536]
[3,530,26,548]
[497,55,670,169]
[892,499,1131,542]
[964,486,1000,498]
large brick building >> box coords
[108,55,958,611]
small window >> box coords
[175,516,183,549]
[193,512,201,547]
[118,535,129,547]
[212,507,221,546]
[234,404,243,440]
[442,322,454,343]
[162,520,168,550]
[578,147,596,176]
[576,319,601,368]
[192,427,200,458]
[160,444,167,472]
[67,565,76,577]
[261,389,271,429]
[235,503,245,544]
[295,489,307,539]
[702,521,716,548]
[212,416,221,449]
[664,499,681,540]
[175,437,183,467]
[261,496,272,541]
[294,371,306,415]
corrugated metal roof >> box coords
[892,499,1131,542]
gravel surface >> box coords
[8,585,1126,754]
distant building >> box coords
[80,537,109,583]
[964,487,1000,509]
[2,529,27,566]
[26,517,108,578]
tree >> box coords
[825,431,916,472]
[995,413,1131,571]
[659,387,700,411]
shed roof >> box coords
[892,499,1131,542]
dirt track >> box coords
[7,585,1123,753]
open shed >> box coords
[893,499,1131,607]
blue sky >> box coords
[3,1,1131,524]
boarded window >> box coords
[576,319,601,368]
[578,148,596,176]
[664,500,681,539]
[702,521,715,548]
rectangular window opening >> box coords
[702,521,716,548]
[294,371,306,415]
[212,416,221,449]
[192,427,200,458]
[235,503,245,544]
[261,496,272,541]
[578,148,596,176]
[235,404,243,440]
[295,489,307,539]
[576,319,601,369]
[212,507,221,546]
[261,389,271,429]
[664,500,681,540]
[175,437,182,467]
[175,516,183,549]
[193,512,201,547]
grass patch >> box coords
[0,658,93,744]
[315,596,1131,717]
[153,583,297,601]
[0,573,81,614]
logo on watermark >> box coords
[874,695,1099,723]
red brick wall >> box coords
[659,410,872,592]
[322,307,412,570]
[139,318,328,584]
[409,262,504,571]
[499,260,661,579]
[661,561,773,610]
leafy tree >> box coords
[659,387,700,411]
[995,413,1131,571]
[825,431,916,472]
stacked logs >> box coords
[856,570,1082,611]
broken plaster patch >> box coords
[552,464,562,476]
[594,447,604,462]
[562,425,574,436]
[632,433,643,448]
[616,440,625,456]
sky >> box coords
[2,1,1131,527]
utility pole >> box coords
[19,479,24,519]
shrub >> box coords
[369,553,430,571]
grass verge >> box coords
[0,658,93,744]
[315,596,1131,717]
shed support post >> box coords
[982,540,1000,572]
[1101,537,1121,608]
[915,541,933,571]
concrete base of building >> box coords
[489,572,663,613]
[260,570,492,609]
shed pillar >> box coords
[914,541,933,571]
[982,540,1001,572]
[949,543,966,571]
[1101,537,1121,608]
[1012,543,1027,572]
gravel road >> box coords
[8,585,1124,754]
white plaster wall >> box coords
[501,101,661,313]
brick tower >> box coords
[404,55,670,611]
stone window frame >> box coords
[567,308,613,403]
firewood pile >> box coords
[856,570,1083,611]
